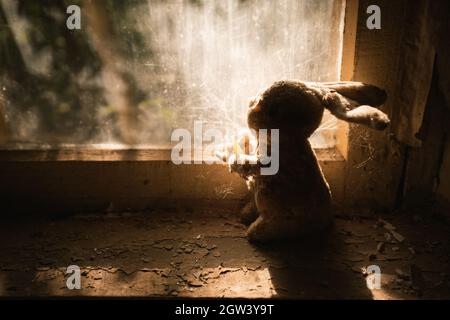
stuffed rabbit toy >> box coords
[218,80,389,242]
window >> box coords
[0,0,345,150]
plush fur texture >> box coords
[223,80,389,242]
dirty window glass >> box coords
[0,0,345,150]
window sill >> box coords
[0,147,346,214]
[0,147,345,162]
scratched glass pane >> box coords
[0,0,344,149]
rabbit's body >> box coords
[245,138,332,242]
[225,80,389,242]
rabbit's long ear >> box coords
[322,91,390,130]
[320,81,387,107]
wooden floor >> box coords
[0,208,449,299]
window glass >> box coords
[0,0,344,150]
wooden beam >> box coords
[336,0,359,161]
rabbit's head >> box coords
[247,81,324,139]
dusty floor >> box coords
[0,208,449,299]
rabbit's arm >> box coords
[215,152,261,178]
[229,154,261,177]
